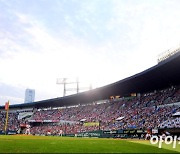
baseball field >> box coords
[0,135,179,153]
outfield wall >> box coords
[65,128,180,138]
[1,128,179,138]
[0,130,17,135]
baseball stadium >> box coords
[0,49,180,153]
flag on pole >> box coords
[5,102,9,110]
[4,101,10,134]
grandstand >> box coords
[0,51,180,138]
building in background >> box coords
[24,89,35,103]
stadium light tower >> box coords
[56,77,92,97]
[56,78,67,97]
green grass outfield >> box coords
[0,135,179,153]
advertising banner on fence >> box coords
[83,122,99,127]
[77,130,102,138]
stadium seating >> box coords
[0,86,179,135]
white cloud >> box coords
[0,12,124,104]
[0,0,180,105]
[0,95,23,105]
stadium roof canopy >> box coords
[1,52,180,110]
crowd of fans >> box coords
[30,123,99,135]
[159,107,180,128]
[0,86,179,135]
[159,117,180,128]
[0,112,19,132]
[30,109,62,121]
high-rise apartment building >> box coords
[24,89,35,103]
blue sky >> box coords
[0,0,180,105]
